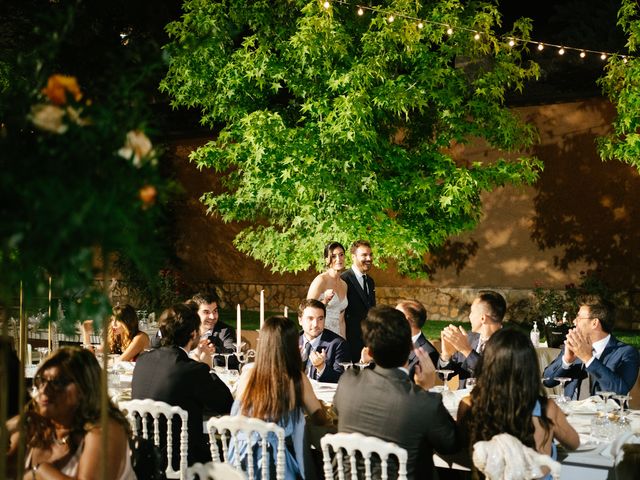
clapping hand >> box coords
[323,288,336,303]
[194,337,216,363]
[414,347,436,390]
[310,348,327,370]
[565,328,593,363]
[442,325,472,358]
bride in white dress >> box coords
[307,242,349,338]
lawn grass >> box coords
[219,309,640,350]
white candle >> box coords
[284,306,288,318]
[27,343,32,365]
[236,304,242,356]
[260,290,265,329]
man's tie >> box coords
[301,342,312,372]
[362,274,369,297]
[577,348,597,399]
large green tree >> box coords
[598,0,640,170]
[162,0,542,275]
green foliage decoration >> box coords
[161,0,542,276]
[0,1,171,331]
[598,0,640,170]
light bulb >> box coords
[579,51,586,58]
[508,39,515,47]
[323,1,330,9]
[446,27,453,35]
[417,22,424,29]
[537,43,544,51]
[357,7,364,16]
[474,33,480,41]
[623,56,628,63]
[388,15,394,23]
[558,47,565,55]
[600,53,607,60]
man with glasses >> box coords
[543,297,639,399]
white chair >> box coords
[206,415,286,480]
[321,432,408,480]
[187,461,247,480]
[120,399,189,479]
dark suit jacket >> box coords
[334,367,458,479]
[437,331,481,389]
[341,268,375,361]
[132,346,234,466]
[542,336,640,398]
[300,329,350,383]
[408,333,440,382]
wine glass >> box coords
[35,347,50,365]
[218,352,234,372]
[466,377,477,391]
[436,369,454,392]
[354,361,371,370]
[613,394,632,433]
[338,361,353,372]
[553,377,572,404]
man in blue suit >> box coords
[543,298,639,399]
[299,299,350,383]
[396,300,440,381]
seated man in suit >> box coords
[396,300,440,380]
[334,305,459,480]
[438,290,506,388]
[132,303,234,468]
[299,298,350,383]
[185,292,239,369]
[543,297,639,399]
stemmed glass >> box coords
[595,391,616,440]
[338,361,353,372]
[35,347,50,365]
[554,377,572,404]
[613,394,632,433]
[217,352,234,372]
[436,369,454,393]
[354,361,371,370]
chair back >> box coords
[187,461,246,480]
[206,415,286,480]
[321,432,408,480]
[120,399,189,479]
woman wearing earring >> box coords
[307,241,349,337]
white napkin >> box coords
[568,396,618,414]
[602,432,640,460]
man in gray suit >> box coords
[334,305,459,479]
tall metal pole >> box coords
[48,276,52,351]
[16,282,26,480]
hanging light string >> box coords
[320,0,632,61]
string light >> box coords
[322,1,633,62]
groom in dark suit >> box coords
[132,303,233,468]
[298,299,350,383]
[334,305,458,479]
[341,240,375,361]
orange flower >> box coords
[139,184,157,207]
[42,74,82,105]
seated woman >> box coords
[6,346,135,479]
[83,304,150,361]
[457,328,580,478]
[230,316,329,480]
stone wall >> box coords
[130,281,639,330]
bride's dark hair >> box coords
[468,328,553,451]
[323,241,345,267]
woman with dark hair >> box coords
[230,316,328,479]
[84,304,149,361]
[307,241,348,337]
[457,328,579,477]
[6,346,135,479]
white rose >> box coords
[30,104,68,134]
[118,130,153,168]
